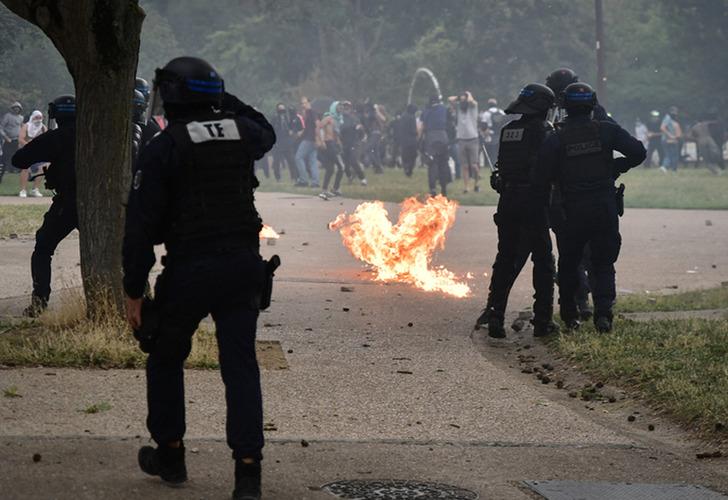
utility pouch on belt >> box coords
[616,183,625,217]
[133,297,160,353]
[259,255,281,311]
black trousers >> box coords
[31,197,78,301]
[556,194,621,322]
[321,140,344,191]
[401,143,417,177]
[341,142,365,180]
[1,139,20,182]
[426,142,450,196]
[146,249,265,461]
[272,146,297,182]
[486,190,555,323]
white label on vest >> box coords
[501,128,524,142]
[186,119,240,143]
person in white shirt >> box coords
[17,110,47,197]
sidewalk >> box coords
[1,192,728,498]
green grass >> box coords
[0,172,52,197]
[617,286,728,313]
[0,293,221,369]
[82,401,112,414]
[3,386,21,398]
[0,204,46,237]
[257,165,728,209]
[552,318,728,436]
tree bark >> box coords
[1,0,145,315]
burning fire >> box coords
[329,195,471,298]
[259,224,280,239]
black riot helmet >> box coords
[132,89,147,123]
[135,77,150,102]
[546,67,579,96]
[48,95,76,123]
[153,56,224,106]
[563,82,597,114]
[505,83,555,115]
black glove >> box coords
[490,171,501,193]
[133,297,160,353]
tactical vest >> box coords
[497,119,549,184]
[164,113,261,255]
[556,120,613,193]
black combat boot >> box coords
[138,442,187,484]
[475,309,506,338]
[23,295,48,318]
[233,460,262,500]
[532,319,560,338]
[595,316,613,333]
[563,318,581,332]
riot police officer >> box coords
[135,77,162,146]
[122,57,276,499]
[545,67,609,321]
[12,95,77,317]
[533,83,646,332]
[475,84,558,338]
[131,89,147,169]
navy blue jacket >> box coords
[122,95,275,299]
[532,115,645,210]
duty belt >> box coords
[502,181,531,190]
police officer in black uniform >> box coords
[475,84,559,338]
[131,89,147,169]
[135,77,162,147]
[533,83,646,332]
[122,57,275,500]
[545,67,610,321]
[12,95,77,317]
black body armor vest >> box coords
[165,112,261,255]
[497,119,550,184]
[556,120,613,193]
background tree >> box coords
[1,0,145,314]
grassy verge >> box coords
[0,173,53,197]
[0,293,220,369]
[0,204,46,237]
[552,318,728,436]
[617,285,728,313]
[257,165,728,209]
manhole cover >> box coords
[522,480,728,500]
[323,479,478,499]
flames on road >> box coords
[259,224,280,239]
[328,195,471,298]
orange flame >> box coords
[329,195,471,298]
[259,224,280,239]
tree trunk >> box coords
[1,0,145,316]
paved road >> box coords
[1,192,727,499]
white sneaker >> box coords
[360,178,368,186]
[19,189,27,198]
[31,188,43,198]
[659,166,668,174]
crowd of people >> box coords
[256,93,511,199]
[0,101,49,197]
[257,93,727,202]
[635,107,726,173]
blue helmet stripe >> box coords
[186,78,223,88]
[187,84,223,94]
[566,92,594,101]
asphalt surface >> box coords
[1,192,728,499]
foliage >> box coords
[3,1,727,124]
